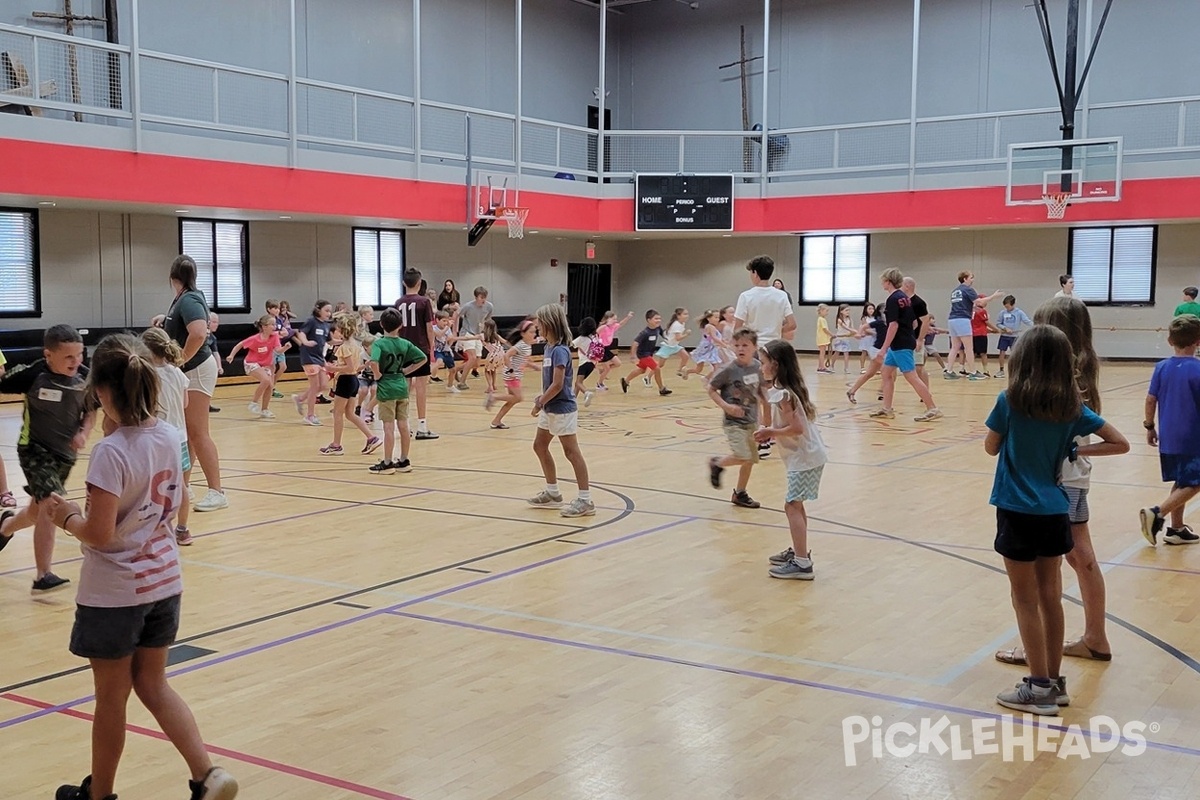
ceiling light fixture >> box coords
[38,201,56,207]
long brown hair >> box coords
[1006,325,1082,423]
[90,333,160,427]
[1033,296,1100,414]
[762,340,817,421]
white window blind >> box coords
[353,229,405,307]
[1070,226,1155,304]
[180,220,248,310]
[800,234,868,304]
[0,211,38,315]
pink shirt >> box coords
[76,420,184,607]
[238,332,281,368]
[598,321,621,347]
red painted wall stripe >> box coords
[3,137,1199,232]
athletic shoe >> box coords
[868,408,895,419]
[583,391,594,408]
[292,394,305,416]
[447,384,461,394]
[304,414,322,426]
[259,409,276,419]
[319,444,345,455]
[248,402,261,415]
[484,391,496,411]
[527,490,564,508]
[642,376,651,387]
[368,459,396,475]
[362,436,382,455]
[596,383,608,391]
[560,498,596,518]
[56,776,116,800]
[430,376,443,383]
[996,369,1006,378]
[1164,525,1200,545]
[968,372,987,381]
[768,546,795,565]
[194,489,229,512]
[455,382,470,391]
[394,459,413,473]
[620,378,629,394]
[996,678,1059,716]
[188,766,239,800]
[0,510,13,552]
[943,371,960,380]
[709,456,724,489]
[31,572,70,593]
[272,390,284,398]
[415,430,439,440]
[659,387,672,396]
[209,405,221,413]
[472,369,480,378]
[176,527,193,546]
[731,490,760,509]
[769,557,815,580]
[914,408,944,422]
[1052,675,1071,707]
[757,442,771,459]
[316,394,332,404]
[1139,507,1164,546]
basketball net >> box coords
[498,207,529,239]
[1043,192,1072,220]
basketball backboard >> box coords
[1006,136,1122,206]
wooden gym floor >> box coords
[1,362,1197,799]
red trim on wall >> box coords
[3,137,1199,232]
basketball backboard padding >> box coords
[1006,136,1123,206]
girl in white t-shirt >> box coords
[141,327,194,546]
[655,307,692,376]
[754,339,827,581]
[45,333,238,800]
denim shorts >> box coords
[70,595,182,660]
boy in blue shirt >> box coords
[1140,315,1200,545]
[620,310,671,396]
[995,295,1033,378]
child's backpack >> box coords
[586,336,606,362]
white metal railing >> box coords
[4,21,1200,191]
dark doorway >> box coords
[587,105,612,183]
[566,262,612,330]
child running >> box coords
[707,329,765,509]
[527,304,594,518]
[225,315,281,419]
[572,317,604,407]
[757,340,827,580]
[480,318,507,411]
[995,295,1034,378]
[656,308,692,377]
[684,309,725,380]
[0,324,94,592]
[595,310,634,389]
[321,314,382,456]
[141,327,195,547]
[491,319,537,429]
[621,310,672,396]
[846,306,886,405]
[291,300,333,426]
[984,325,1127,715]
[1139,314,1200,546]
[832,304,855,374]
[44,333,239,800]
[368,308,428,474]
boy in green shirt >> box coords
[368,307,428,474]
[1174,287,1200,318]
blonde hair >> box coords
[880,268,903,289]
[334,313,359,341]
[90,334,159,427]
[257,314,275,330]
[140,326,183,366]
[534,303,572,345]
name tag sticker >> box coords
[745,375,760,386]
[38,388,64,402]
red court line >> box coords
[1,693,414,800]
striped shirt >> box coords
[76,420,184,608]
[503,341,532,381]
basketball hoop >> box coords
[1043,192,1073,220]
[498,207,529,239]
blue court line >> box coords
[386,609,1200,759]
[0,516,696,732]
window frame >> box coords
[177,218,251,313]
[352,227,407,310]
[0,206,42,319]
[1067,224,1158,307]
[797,233,871,306]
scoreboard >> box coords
[636,174,734,232]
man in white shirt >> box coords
[734,255,795,457]
[733,255,795,344]
[1054,274,1075,298]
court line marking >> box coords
[386,610,1200,759]
[0,693,413,800]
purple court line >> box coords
[387,609,1200,760]
[0,516,697,732]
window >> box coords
[179,219,250,311]
[1069,226,1156,305]
[353,228,406,308]
[799,234,868,304]
[0,209,39,316]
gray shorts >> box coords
[69,594,182,660]
[1063,486,1089,524]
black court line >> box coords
[334,601,371,610]
[456,567,490,574]
[0,481,637,695]
[556,539,588,545]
